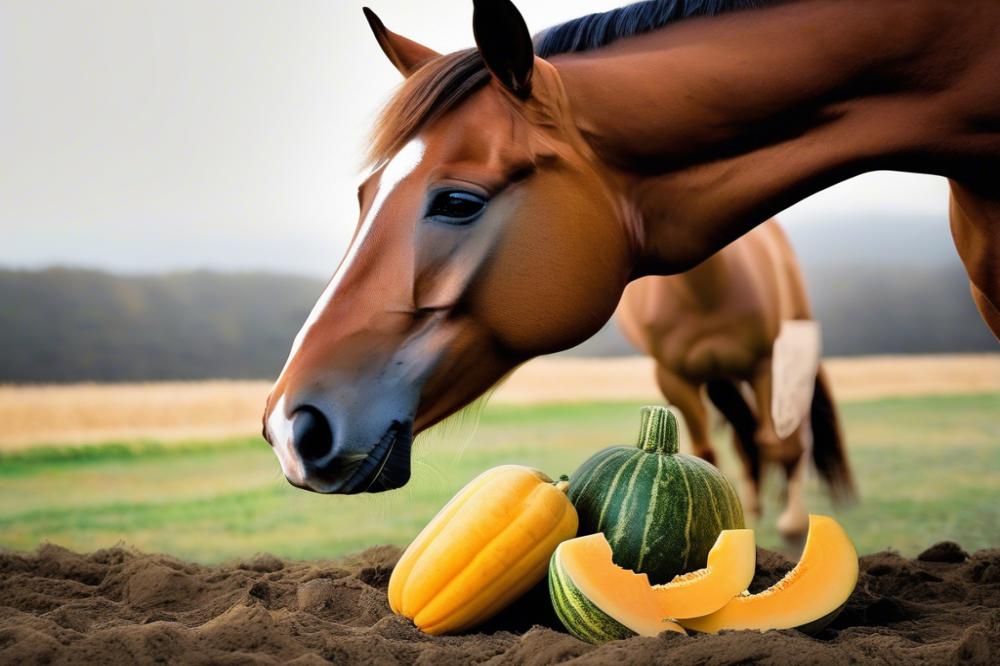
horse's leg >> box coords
[749,359,809,540]
[706,379,762,519]
[654,365,716,465]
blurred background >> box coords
[1,0,997,562]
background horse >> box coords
[618,219,853,539]
[264,0,1000,495]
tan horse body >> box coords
[618,220,851,538]
[264,0,1000,496]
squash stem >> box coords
[555,475,570,493]
[637,406,679,455]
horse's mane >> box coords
[368,0,770,167]
[534,0,768,57]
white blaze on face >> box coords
[279,139,426,374]
[264,139,426,475]
[266,394,307,485]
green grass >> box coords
[0,395,997,563]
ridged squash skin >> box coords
[388,465,578,635]
[568,406,745,583]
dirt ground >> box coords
[2,354,998,449]
[1,542,997,665]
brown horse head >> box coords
[263,1,633,494]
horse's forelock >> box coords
[367,49,491,169]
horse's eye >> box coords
[426,190,487,224]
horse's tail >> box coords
[708,369,856,504]
[705,378,760,487]
[810,366,856,503]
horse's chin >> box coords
[350,423,413,494]
[292,421,413,495]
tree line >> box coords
[0,264,994,383]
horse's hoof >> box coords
[777,513,809,545]
[779,530,807,554]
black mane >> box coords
[535,0,770,58]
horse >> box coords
[617,219,853,539]
[263,0,1000,496]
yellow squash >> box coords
[388,464,578,635]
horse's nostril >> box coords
[291,406,334,462]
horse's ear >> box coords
[363,7,440,77]
[472,0,534,99]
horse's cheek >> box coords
[474,177,629,355]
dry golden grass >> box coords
[0,381,270,449]
[493,353,1000,404]
[2,353,997,450]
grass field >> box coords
[4,354,999,449]
[1,393,997,563]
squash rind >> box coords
[549,528,754,643]
[556,529,755,624]
[549,545,641,643]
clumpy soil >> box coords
[1,542,998,665]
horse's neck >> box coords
[553,0,1000,276]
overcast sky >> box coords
[0,0,951,277]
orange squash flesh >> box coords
[680,514,858,634]
[557,528,755,635]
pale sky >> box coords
[0,0,951,277]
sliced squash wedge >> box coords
[680,514,858,634]
[551,528,755,639]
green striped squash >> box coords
[548,542,635,644]
[567,405,745,584]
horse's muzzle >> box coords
[270,411,412,494]
[331,421,412,494]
